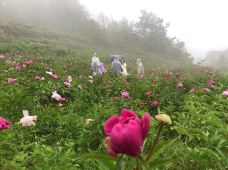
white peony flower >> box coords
[20,110,37,126]
[46,70,53,75]
[67,76,72,83]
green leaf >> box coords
[198,148,220,160]
[77,152,116,170]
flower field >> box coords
[0,39,228,170]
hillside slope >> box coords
[0,0,192,67]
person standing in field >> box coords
[91,53,100,76]
[91,53,106,76]
[112,56,123,76]
[120,57,128,77]
[136,58,144,78]
[99,62,106,75]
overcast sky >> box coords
[80,0,228,59]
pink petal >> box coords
[110,120,143,156]
[104,115,119,135]
[120,109,136,120]
[108,148,118,157]
[141,113,151,140]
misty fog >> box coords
[0,0,227,70]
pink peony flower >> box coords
[190,88,196,93]
[64,76,72,88]
[208,80,216,86]
[151,101,158,107]
[121,91,129,98]
[51,73,60,80]
[88,79,93,84]
[20,110,37,126]
[3,70,9,74]
[64,81,71,88]
[16,65,22,71]
[25,60,33,66]
[177,82,184,88]
[203,88,210,93]
[51,91,63,101]
[145,91,151,97]
[223,89,228,96]
[35,76,45,81]
[8,78,17,84]
[0,117,10,130]
[103,109,150,157]
[66,76,72,83]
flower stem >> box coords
[116,154,123,170]
[145,123,163,162]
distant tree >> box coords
[135,10,168,38]
[98,12,109,30]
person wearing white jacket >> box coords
[121,59,128,77]
[91,53,100,76]
[136,58,144,77]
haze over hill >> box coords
[0,0,192,68]
[81,0,228,60]
[203,48,228,71]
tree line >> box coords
[0,0,192,65]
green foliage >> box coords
[0,38,227,169]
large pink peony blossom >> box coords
[0,117,10,130]
[103,109,150,157]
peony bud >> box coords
[155,114,172,125]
